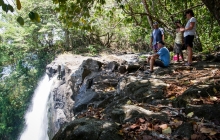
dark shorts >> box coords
[174,43,183,54]
[153,44,158,51]
[184,35,194,48]
[155,59,166,68]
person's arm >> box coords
[162,34,165,41]
[180,18,196,32]
[183,22,195,31]
[153,53,159,59]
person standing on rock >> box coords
[145,40,170,74]
[180,9,196,66]
[174,20,184,62]
[150,22,165,53]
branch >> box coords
[170,3,205,17]
[158,0,174,22]
[125,12,174,33]
[124,0,141,26]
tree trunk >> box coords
[142,0,153,29]
[202,0,220,25]
[64,29,70,50]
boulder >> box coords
[52,117,122,140]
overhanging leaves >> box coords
[16,0,21,10]
[17,16,24,26]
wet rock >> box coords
[46,63,58,78]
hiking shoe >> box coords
[184,62,192,66]
[144,70,154,74]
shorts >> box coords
[174,43,183,54]
[155,59,166,68]
[152,44,158,51]
[184,35,194,48]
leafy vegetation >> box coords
[0,0,220,139]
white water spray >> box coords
[19,74,55,140]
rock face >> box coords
[46,53,220,140]
[52,118,122,140]
[46,54,169,139]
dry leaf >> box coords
[16,0,21,10]
[138,118,145,123]
[140,124,147,130]
[159,124,168,130]
[130,124,139,129]
[191,134,199,140]
[126,100,132,105]
[162,127,172,134]
[117,129,123,135]
[210,96,218,101]
[143,135,153,140]
[210,130,217,135]
[153,124,160,130]
[200,127,213,134]
[187,112,194,118]
[213,87,217,94]
[200,127,217,135]
[170,121,183,128]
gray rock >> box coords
[172,122,193,139]
[52,118,122,140]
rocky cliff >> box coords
[46,53,220,140]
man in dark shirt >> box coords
[150,22,165,52]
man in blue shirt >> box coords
[150,22,164,52]
[145,40,170,74]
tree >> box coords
[202,0,220,26]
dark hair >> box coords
[153,21,158,25]
[185,9,194,17]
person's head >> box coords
[157,40,165,48]
[175,20,182,27]
[153,22,159,29]
[185,9,194,19]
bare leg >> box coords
[180,53,184,62]
[177,53,180,62]
[148,56,151,63]
[150,57,155,71]
[187,46,193,64]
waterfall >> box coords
[19,74,55,140]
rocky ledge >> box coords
[46,53,220,140]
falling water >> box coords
[19,74,55,140]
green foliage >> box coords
[17,16,24,26]
[0,49,54,139]
[87,45,100,55]
[0,0,220,139]
[0,0,62,139]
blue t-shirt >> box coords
[151,28,164,45]
[157,47,170,66]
